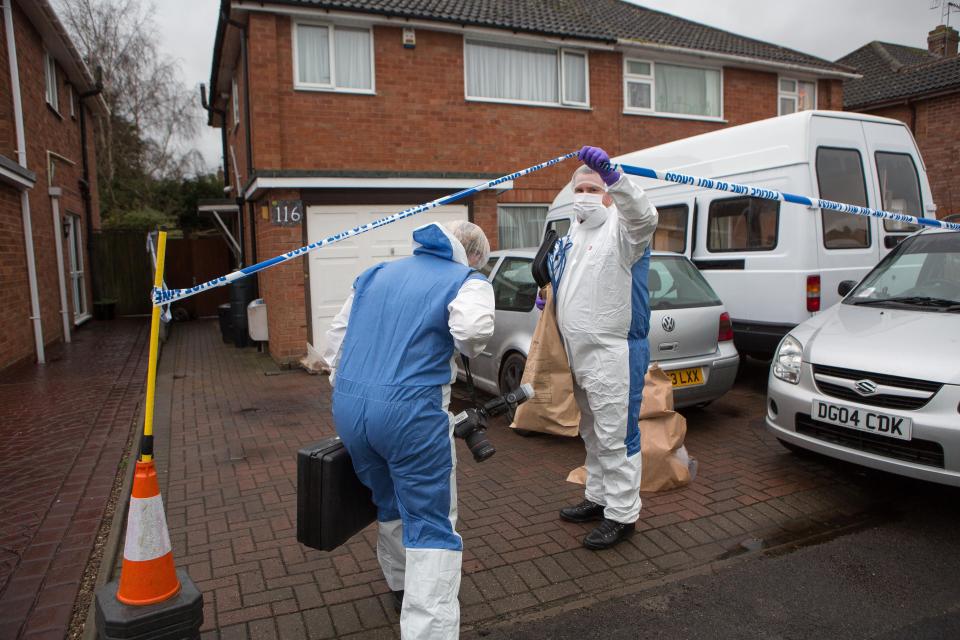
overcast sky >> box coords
[145,0,952,172]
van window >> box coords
[652,204,687,253]
[816,147,871,249]
[706,197,779,252]
[545,217,571,239]
[491,257,537,312]
[876,152,922,233]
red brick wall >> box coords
[223,13,839,361]
[860,94,960,215]
[0,4,100,370]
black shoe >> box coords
[560,499,605,523]
[583,518,635,550]
[391,590,404,613]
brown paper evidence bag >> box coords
[508,286,693,492]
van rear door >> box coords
[861,120,935,254]
[812,117,883,311]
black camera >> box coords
[453,383,535,462]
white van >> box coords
[546,110,938,358]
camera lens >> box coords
[466,431,496,462]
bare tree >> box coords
[54,0,204,214]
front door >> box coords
[65,214,88,322]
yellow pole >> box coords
[141,231,167,463]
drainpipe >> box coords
[222,9,257,265]
[4,0,44,363]
[78,69,102,305]
[200,83,230,191]
[49,186,71,342]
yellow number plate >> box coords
[666,367,704,388]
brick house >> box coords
[0,0,102,371]
[838,25,960,218]
[205,0,854,364]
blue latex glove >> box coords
[578,145,620,186]
[535,292,545,310]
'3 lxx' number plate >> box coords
[812,400,913,441]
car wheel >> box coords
[498,353,534,436]
[498,352,526,395]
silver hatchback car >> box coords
[461,248,739,408]
[766,228,960,487]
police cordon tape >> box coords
[151,151,580,306]
[614,162,960,232]
[152,151,960,307]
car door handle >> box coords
[659,342,679,352]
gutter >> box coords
[4,0,45,364]
[78,71,103,309]
[616,39,861,80]
[221,9,256,265]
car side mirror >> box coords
[837,280,856,297]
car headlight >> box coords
[772,335,803,384]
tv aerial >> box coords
[930,0,960,26]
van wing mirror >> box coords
[837,280,857,297]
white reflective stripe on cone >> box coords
[123,494,173,562]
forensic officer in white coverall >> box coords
[553,146,659,550]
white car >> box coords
[766,228,960,486]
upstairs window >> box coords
[465,40,589,108]
[624,59,721,119]
[294,22,374,92]
[44,52,59,111]
[779,78,816,115]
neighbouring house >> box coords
[205,0,855,365]
[838,24,960,219]
[0,0,103,371]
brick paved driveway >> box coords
[154,321,887,639]
[0,320,148,640]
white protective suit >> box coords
[554,175,659,524]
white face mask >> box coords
[573,193,607,228]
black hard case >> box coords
[296,436,377,552]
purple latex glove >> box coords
[535,292,545,310]
[578,145,620,186]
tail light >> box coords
[806,275,821,312]
[718,312,734,342]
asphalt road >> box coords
[472,460,960,640]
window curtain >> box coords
[297,24,330,85]
[335,27,372,89]
[655,64,720,117]
[498,206,548,249]
[563,52,586,103]
[467,42,558,103]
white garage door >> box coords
[307,204,469,353]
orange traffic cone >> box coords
[116,460,181,605]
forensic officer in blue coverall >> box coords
[322,221,495,639]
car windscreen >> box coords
[846,232,960,310]
[649,256,722,310]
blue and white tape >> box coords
[152,152,578,306]
[615,163,960,232]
